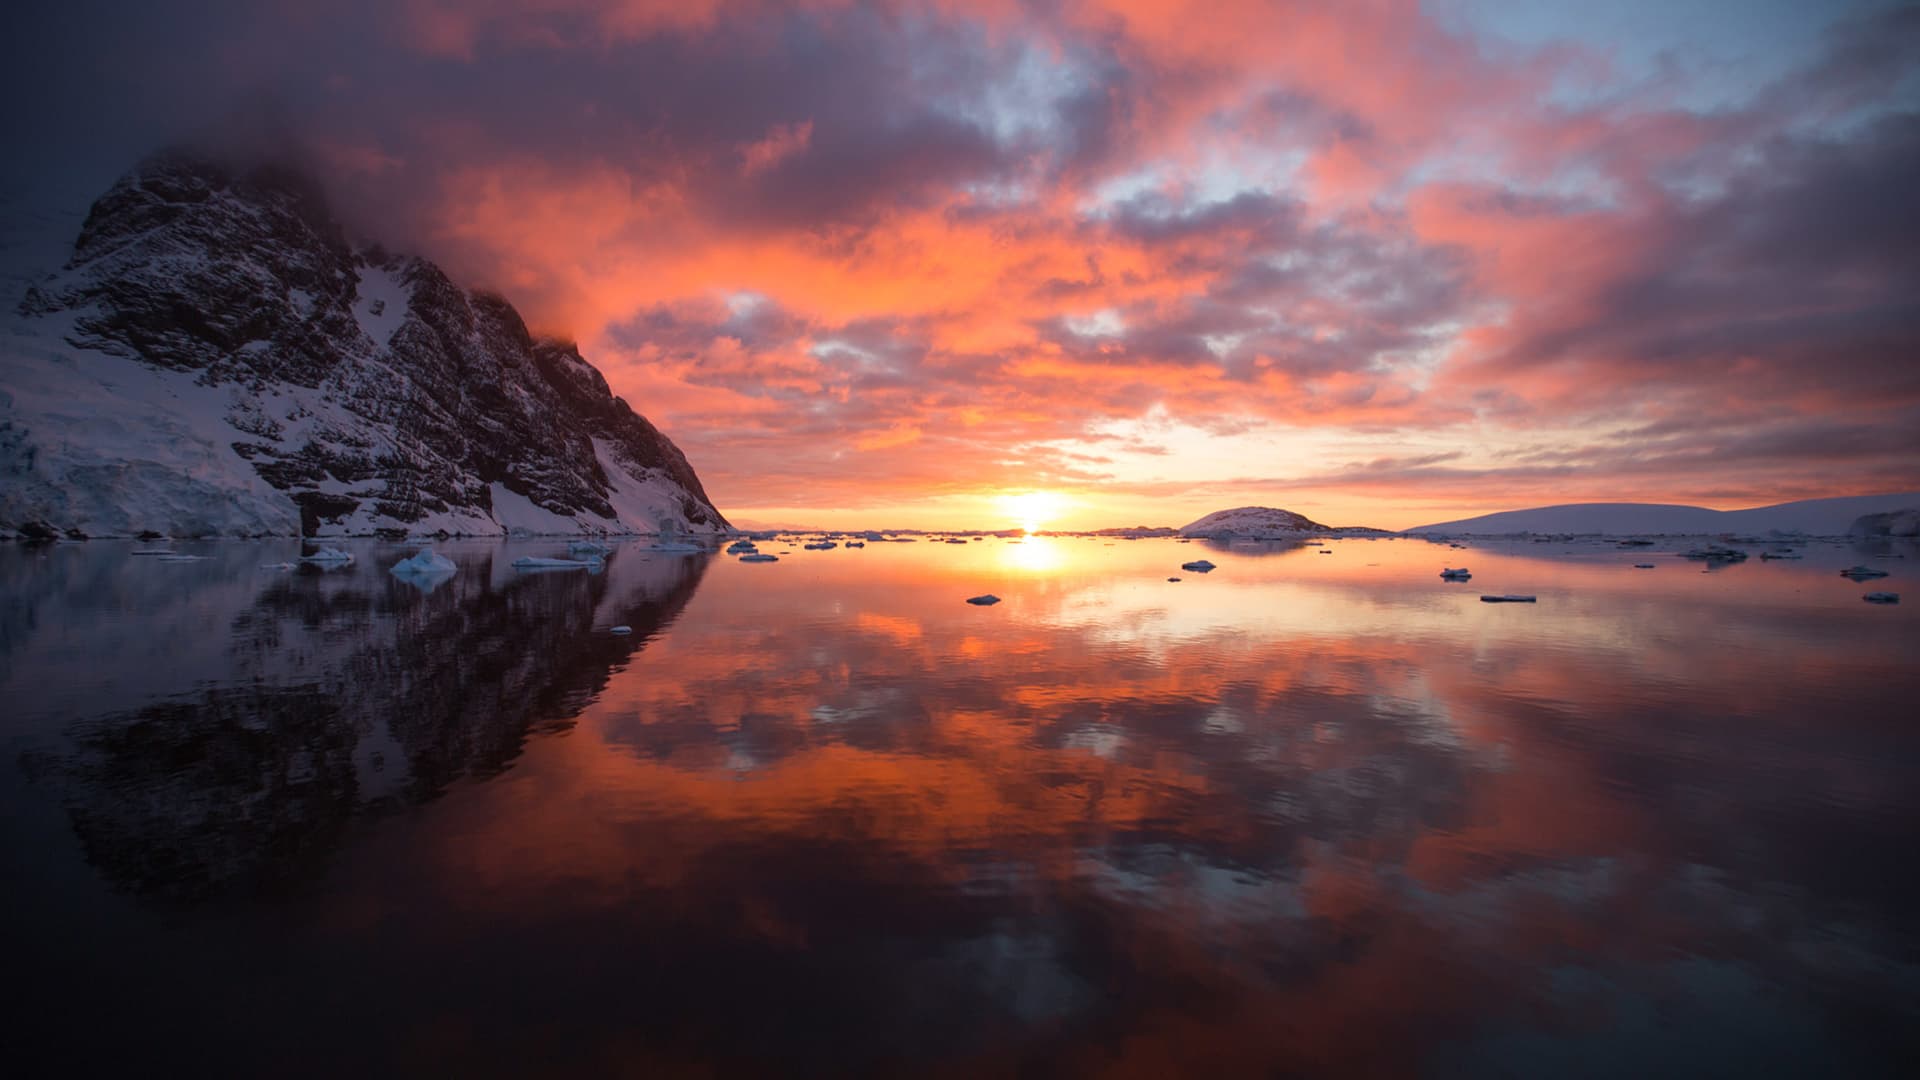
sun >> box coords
[997,491,1066,534]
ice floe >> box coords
[965,594,1002,606]
[300,547,354,565]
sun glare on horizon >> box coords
[998,491,1067,534]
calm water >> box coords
[3,534,1917,1076]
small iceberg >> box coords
[965,594,1002,606]
[610,625,633,634]
[845,541,866,548]
[646,521,705,552]
[511,556,597,570]
[1180,560,1216,573]
[1167,576,1181,582]
[1863,592,1899,604]
[1759,551,1802,560]
[1841,566,1890,581]
[739,553,779,563]
[1440,567,1472,580]
[726,541,759,554]
[300,547,355,565]
[1480,595,1537,603]
[569,540,612,558]
[390,548,457,576]
[803,541,838,550]
[1634,564,1656,569]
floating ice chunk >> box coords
[511,556,596,570]
[1180,560,1216,573]
[1480,595,1537,603]
[845,541,866,548]
[1634,564,1656,569]
[1440,567,1472,580]
[803,541,838,550]
[300,547,354,564]
[1167,577,1181,582]
[1841,566,1890,580]
[1681,546,1747,562]
[726,541,759,554]
[965,594,1002,606]
[570,540,612,557]
[390,548,457,576]
[610,625,633,634]
[1864,592,1899,604]
[739,553,779,563]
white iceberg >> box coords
[569,540,612,557]
[390,548,457,576]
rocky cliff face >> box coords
[2,151,728,538]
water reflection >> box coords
[11,543,708,903]
[2,536,1916,1075]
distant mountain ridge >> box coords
[1408,494,1920,536]
[2,151,728,538]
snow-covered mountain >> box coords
[2,151,728,538]
[1407,494,1920,536]
[1180,506,1335,537]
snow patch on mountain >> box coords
[1180,506,1334,537]
[1408,495,1920,536]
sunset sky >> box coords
[5,1,1918,530]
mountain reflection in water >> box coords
[2,536,1916,1076]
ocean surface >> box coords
[3,534,1917,1076]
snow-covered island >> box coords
[1179,506,1385,540]
[2,151,728,540]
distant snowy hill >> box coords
[1407,494,1920,536]
[1180,506,1334,537]
[1,151,728,538]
